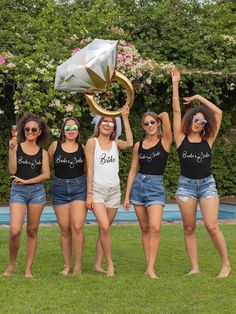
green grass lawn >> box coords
[0,224,235,313]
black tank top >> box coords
[15,144,43,180]
[138,140,169,175]
[177,137,211,179]
[54,142,85,179]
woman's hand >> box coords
[120,104,130,120]
[183,95,198,105]
[86,194,94,211]
[123,196,130,211]
[9,138,17,151]
[171,68,181,83]
[11,175,26,185]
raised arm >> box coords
[183,94,222,145]
[123,142,139,211]
[157,112,172,152]
[172,68,184,147]
[117,104,133,150]
[85,138,95,210]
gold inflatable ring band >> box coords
[85,71,134,117]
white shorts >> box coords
[92,182,121,208]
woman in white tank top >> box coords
[85,104,133,277]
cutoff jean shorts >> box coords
[10,182,46,205]
[92,182,121,208]
[52,175,87,206]
[130,173,165,207]
[175,174,219,201]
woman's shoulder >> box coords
[49,140,58,149]
[86,137,96,145]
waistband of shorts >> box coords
[137,173,163,179]
[179,174,214,183]
[93,182,120,191]
[53,175,86,184]
[11,182,44,189]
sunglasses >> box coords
[64,125,79,131]
[24,127,39,133]
[143,120,156,127]
[101,120,114,127]
[193,115,207,126]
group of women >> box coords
[3,69,231,279]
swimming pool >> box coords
[0,203,235,225]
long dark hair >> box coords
[17,113,50,146]
[182,105,217,140]
[58,117,81,144]
[92,116,117,140]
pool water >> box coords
[0,203,235,225]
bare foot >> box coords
[25,270,33,278]
[186,269,200,275]
[60,266,71,276]
[217,265,231,278]
[73,266,81,276]
[3,263,16,276]
[146,269,160,279]
[106,264,114,277]
[94,265,106,273]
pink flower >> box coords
[72,47,80,55]
[0,56,6,64]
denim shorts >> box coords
[130,173,165,207]
[10,182,46,205]
[175,174,219,201]
[92,182,121,208]
[52,175,87,206]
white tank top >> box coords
[93,138,120,187]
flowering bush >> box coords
[0,52,85,137]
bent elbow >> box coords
[44,171,51,180]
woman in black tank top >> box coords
[4,113,50,277]
[172,68,230,278]
[48,117,87,276]
[124,111,172,279]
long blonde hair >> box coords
[141,111,162,138]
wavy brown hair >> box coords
[182,105,217,140]
[17,112,50,146]
[141,111,162,138]
[92,116,117,140]
[58,117,81,144]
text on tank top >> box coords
[93,138,119,187]
[15,144,43,180]
[138,140,169,175]
[177,136,211,179]
[54,142,85,179]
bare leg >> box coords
[70,200,87,275]
[4,204,26,276]
[134,205,150,267]
[177,198,199,274]
[92,203,114,277]
[54,204,72,275]
[200,197,231,278]
[146,205,163,279]
[94,207,117,273]
[25,203,45,277]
